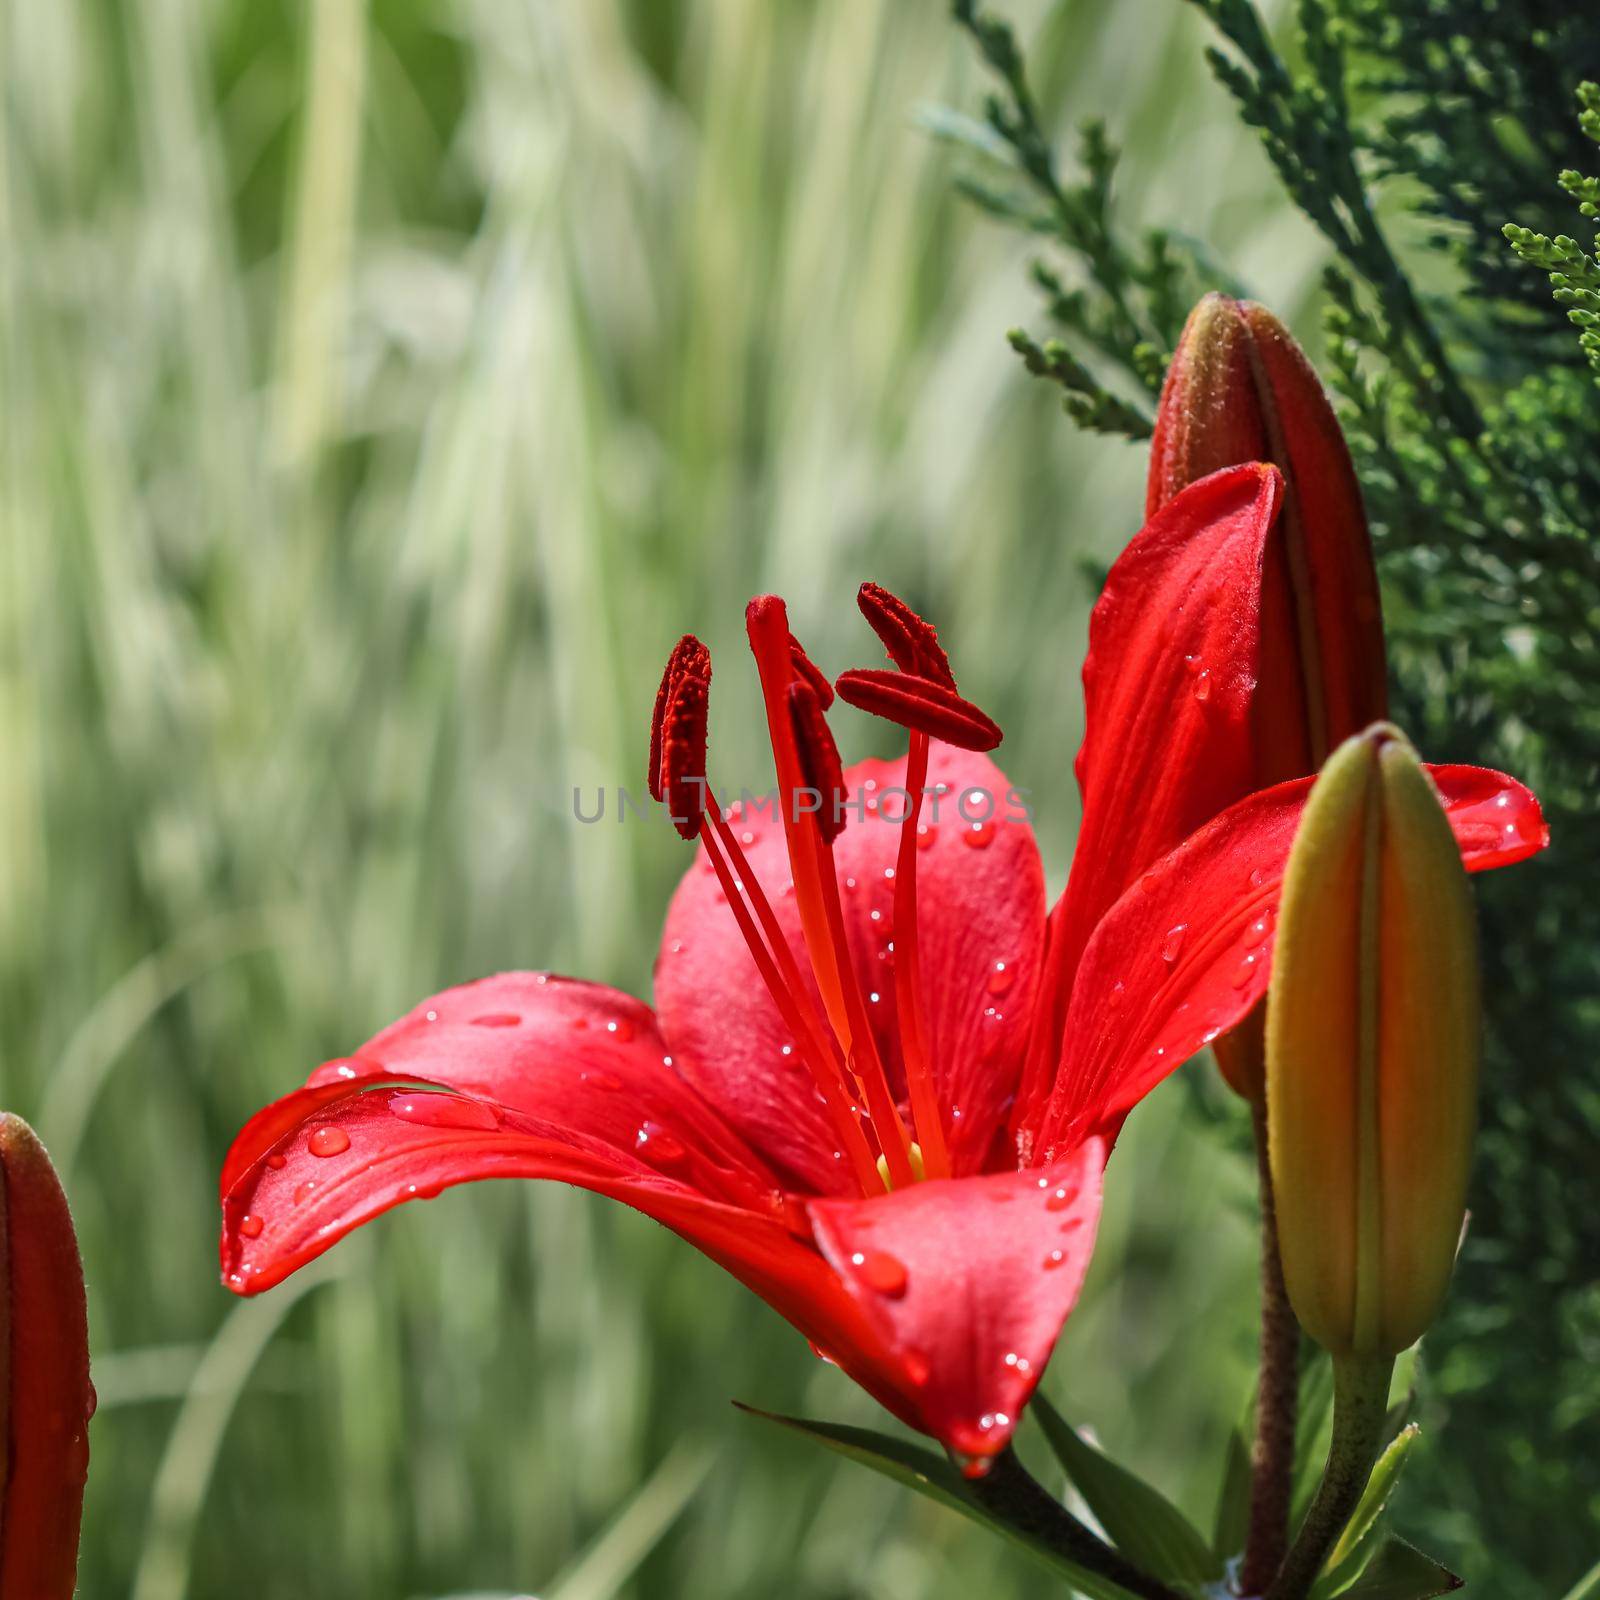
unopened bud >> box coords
[0,1114,92,1599]
[1150,294,1387,783]
[1267,726,1479,1359]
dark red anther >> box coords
[650,637,711,838]
[649,636,710,803]
[857,582,955,689]
[835,669,1002,752]
[788,633,835,709]
[787,680,849,844]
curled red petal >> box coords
[1019,463,1283,1131]
[1034,763,1549,1156]
[835,669,1002,752]
[0,1115,92,1600]
[808,1142,1105,1468]
[787,680,849,845]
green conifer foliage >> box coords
[947,4,1600,1589]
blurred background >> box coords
[0,1,1356,1595]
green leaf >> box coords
[735,1406,1146,1600]
[1311,1425,1422,1598]
[1292,1353,1337,1521]
[1331,1536,1462,1598]
[1559,1557,1600,1600]
[1211,1418,1252,1562]
[1033,1393,1223,1586]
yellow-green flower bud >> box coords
[1267,723,1479,1359]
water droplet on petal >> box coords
[266,1152,287,1171]
[916,824,937,851]
[293,1180,319,1205]
[238,1214,264,1238]
[987,960,1014,995]
[1044,1249,1067,1270]
[308,1126,350,1158]
[606,1017,636,1042]
[1045,1186,1073,1212]
[962,821,995,850]
[471,1012,520,1028]
[1232,949,1262,989]
[1249,866,1269,889]
[635,1122,688,1171]
[388,1092,501,1132]
[1162,923,1188,963]
[1193,669,1212,702]
[849,1248,908,1298]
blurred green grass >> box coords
[0,1,1324,1595]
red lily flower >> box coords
[219,468,1545,1471]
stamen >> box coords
[835,669,1002,752]
[788,680,849,845]
[747,596,917,1190]
[858,581,956,688]
[889,731,952,1179]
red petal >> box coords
[1035,765,1548,1155]
[1019,464,1283,1125]
[656,747,1044,1187]
[220,1074,953,1429]
[808,1142,1105,1467]
[221,974,782,1231]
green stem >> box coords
[1264,1356,1394,1600]
[1237,1096,1300,1596]
[965,1449,1185,1600]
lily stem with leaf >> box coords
[1265,1357,1395,1600]
[964,1450,1186,1600]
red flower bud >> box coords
[1149,294,1387,785]
[0,1115,92,1599]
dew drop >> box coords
[425,1009,439,1023]
[987,960,1015,995]
[307,1126,350,1158]
[266,1152,287,1171]
[1107,980,1125,1009]
[849,1248,909,1298]
[293,1180,319,1205]
[472,1013,520,1029]
[916,824,937,851]
[1249,866,1269,889]
[1045,1186,1074,1213]
[635,1122,688,1170]
[741,830,755,846]
[238,1214,264,1238]
[962,821,995,850]
[606,1017,636,1043]
[1044,1249,1067,1270]
[1162,923,1188,963]
[1193,669,1213,702]
[389,1092,501,1132]
[1232,949,1262,989]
